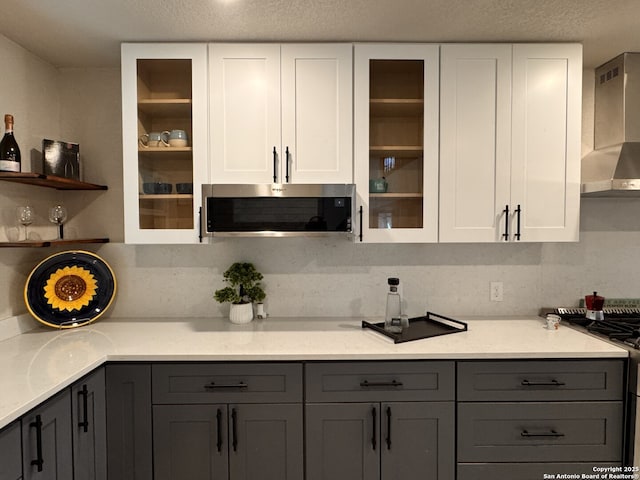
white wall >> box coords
[2,44,639,326]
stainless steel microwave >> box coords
[202,184,355,237]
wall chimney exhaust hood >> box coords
[582,52,640,196]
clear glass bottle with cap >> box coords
[385,277,403,333]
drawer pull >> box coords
[204,382,249,390]
[521,429,565,438]
[521,379,566,387]
[360,380,403,388]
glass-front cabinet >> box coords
[121,43,208,244]
[354,44,439,242]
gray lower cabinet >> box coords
[153,403,303,480]
[0,421,22,480]
[151,363,304,480]
[305,361,455,480]
[105,364,153,480]
[22,390,73,480]
[71,368,107,480]
[456,360,625,479]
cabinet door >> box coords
[354,44,439,243]
[439,44,512,242]
[121,43,208,244]
[511,44,582,242]
[0,421,22,480]
[72,368,107,480]
[153,405,228,480]
[22,390,72,480]
[380,402,454,480]
[306,403,379,480]
[105,364,153,480]
[281,44,353,184]
[209,44,282,184]
[229,404,303,480]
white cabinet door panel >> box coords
[209,44,281,184]
[281,44,353,183]
[511,44,581,242]
[439,44,512,242]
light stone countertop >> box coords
[0,315,628,429]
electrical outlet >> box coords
[490,282,504,302]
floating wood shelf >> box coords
[370,98,423,117]
[0,172,108,190]
[139,194,194,200]
[369,193,424,198]
[0,238,110,248]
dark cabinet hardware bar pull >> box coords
[272,147,277,183]
[521,379,566,387]
[216,409,223,452]
[521,429,565,438]
[30,414,44,472]
[371,407,377,450]
[386,406,392,450]
[360,380,403,388]
[78,384,89,432]
[515,204,521,240]
[232,408,238,452]
[502,205,509,240]
[198,207,202,243]
[285,146,290,183]
[204,382,249,390]
[359,206,363,242]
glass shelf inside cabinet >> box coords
[368,59,425,230]
[137,58,194,231]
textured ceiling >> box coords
[0,0,638,69]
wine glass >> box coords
[48,205,68,239]
[16,206,34,241]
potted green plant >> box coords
[214,262,266,324]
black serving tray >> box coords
[362,312,468,344]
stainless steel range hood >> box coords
[582,53,640,196]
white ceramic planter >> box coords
[229,303,254,324]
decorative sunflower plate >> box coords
[24,250,116,329]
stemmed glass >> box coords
[16,206,34,241]
[48,205,68,239]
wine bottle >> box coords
[0,114,21,172]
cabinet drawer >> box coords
[305,361,454,402]
[457,402,623,463]
[458,463,621,480]
[457,360,624,401]
[152,363,303,404]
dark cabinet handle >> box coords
[198,206,203,243]
[30,414,44,472]
[216,409,223,452]
[231,408,238,452]
[285,146,290,183]
[502,204,510,240]
[204,382,248,390]
[360,380,403,388]
[272,147,277,183]
[358,206,363,242]
[371,407,377,450]
[386,406,392,450]
[78,384,89,432]
[521,379,566,387]
[515,204,521,240]
[521,429,565,438]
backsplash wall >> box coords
[2,35,638,324]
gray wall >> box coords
[1,35,637,323]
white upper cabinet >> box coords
[439,43,582,242]
[354,44,440,243]
[209,43,353,184]
[121,43,208,244]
